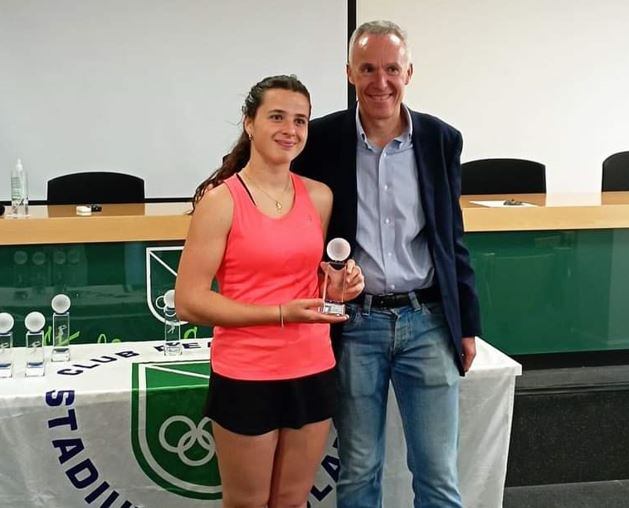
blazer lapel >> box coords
[338,107,359,247]
[411,111,438,245]
[340,105,358,195]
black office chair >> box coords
[47,171,145,204]
[461,158,546,195]
[602,151,629,191]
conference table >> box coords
[0,337,520,508]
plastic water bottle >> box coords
[0,313,15,378]
[51,294,72,362]
[10,158,29,218]
[163,289,182,356]
[25,311,46,377]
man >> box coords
[293,20,481,508]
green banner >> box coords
[131,359,221,500]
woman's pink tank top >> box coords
[211,173,334,380]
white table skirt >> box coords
[0,337,520,508]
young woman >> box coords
[175,75,364,508]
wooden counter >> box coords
[3,192,629,245]
[462,192,629,232]
[0,202,192,245]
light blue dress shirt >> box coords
[353,104,434,295]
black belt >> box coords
[354,286,441,309]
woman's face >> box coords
[245,88,310,167]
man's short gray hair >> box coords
[348,20,411,64]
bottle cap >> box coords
[0,313,14,334]
[25,312,46,333]
[52,294,71,314]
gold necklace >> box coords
[241,170,292,212]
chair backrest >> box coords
[461,158,546,195]
[47,172,145,205]
[602,151,629,191]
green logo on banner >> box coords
[131,360,221,499]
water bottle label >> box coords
[11,175,25,201]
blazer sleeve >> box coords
[447,131,482,337]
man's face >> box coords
[347,33,413,124]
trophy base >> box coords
[321,301,346,316]
[51,347,71,362]
[164,341,183,356]
[25,361,45,377]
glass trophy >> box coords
[321,238,351,315]
[51,294,71,362]
[162,289,182,356]
[0,313,15,378]
[25,311,46,377]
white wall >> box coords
[0,0,348,200]
[358,0,629,193]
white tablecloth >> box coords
[0,338,520,508]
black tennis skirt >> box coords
[206,366,337,436]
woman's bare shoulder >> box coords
[191,181,234,231]
[299,175,332,203]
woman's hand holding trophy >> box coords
[320,238,364,315]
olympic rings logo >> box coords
[158,415,215,466]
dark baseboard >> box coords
[504,480,629,508]
[506,364,629,486]
[513,349,629,370]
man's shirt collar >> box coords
[355,103,413,151]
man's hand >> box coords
[320,259,365,302]
[461,336,477,372]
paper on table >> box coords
[470,200,537,208]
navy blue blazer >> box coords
[293,105,482,375]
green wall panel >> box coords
[2,229,628,355]
[466,229,629,354]
[0,241,211,346]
